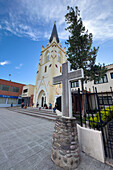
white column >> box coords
[68,81,72,117]
[6,98,8,104]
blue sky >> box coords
[0,0,113,85]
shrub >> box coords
[89,106,113,129]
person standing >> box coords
[21,102,24,108]
[53,103,57,113]
[49,103,52,109]
[36,102,39,108]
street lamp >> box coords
[9,74,11,81]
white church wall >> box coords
[33,23,67,107]
[40,62,50,74]
[36,84,47,106]
[77,124,105,163]
[36,79,48,95]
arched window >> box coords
[47,53,50,62]
[44,51,50,63]
[60,66,62,73]
[45,66,47,72]
[58,53,61,63]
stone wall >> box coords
[51,116,80,169]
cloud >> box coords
[0,0,113,42]
[3,21,40,41]
[15,63,23,69]
[0,61,9,66]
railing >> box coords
[75,87,113,159]
[76,88,113,131]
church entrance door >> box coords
[37,90,46,107]
[41,97,44,107]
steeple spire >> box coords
[49,21,59,43]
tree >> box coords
[65,6,107,91]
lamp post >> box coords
[9,74,11,81]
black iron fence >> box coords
[75,87,113,159]
[77,88,113,130]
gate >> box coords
[77,88,113,159]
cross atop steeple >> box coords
[49,21,59,43]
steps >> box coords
[7,107,57,121]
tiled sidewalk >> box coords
[0,108,112,170]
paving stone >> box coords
[28,142,37,148]
[21,149,36,159]
[17,145,30,153]
[40,141,50,148]
[0,161,11,170]
[36,139,45,144]
[32,145,44,153]
[0,108,112,170]
[27,153,42,167]
[32,154,63,170]
[10,160,31,170]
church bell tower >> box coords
[33,22,67,107]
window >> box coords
[71,81,79,88]
[110,73,113,79]
[10,86,19,92]
[85,80,87,84]
[23,89,28,93]
[99,96,112,105]
[0,84,9,91]
[45,66,47,72]
[47,53,50,62]
[94,74,108,84]
[58,54,61,63]
[0,97,6,104]
[60,66,62,73]
[7,98,17,104]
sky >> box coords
[0,0,113,85]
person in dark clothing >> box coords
[21,102,24,108]
[36,102,39,108]
[53,103,57,113]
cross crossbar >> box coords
[53,61,84,117]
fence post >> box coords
[95,88,103,129]
[78,88,82,127]
[95,87,107,157]
[110,86,113,98]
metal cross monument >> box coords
[53,61,84,117]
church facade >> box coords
[33,23,67,107]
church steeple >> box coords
[49,21,59,43]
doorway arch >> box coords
[37,90,46,107]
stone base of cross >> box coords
[51,61,84,169]
[53,61,84,117]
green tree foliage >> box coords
[65,6,107,90]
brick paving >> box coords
[0,108,113,170]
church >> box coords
[33,22,67,107]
